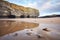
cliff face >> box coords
[0,0,39,18]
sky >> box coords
[5,0,60,16]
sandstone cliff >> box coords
[0,0,39,18]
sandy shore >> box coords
[0,17,60,40]
[0,17,60,23]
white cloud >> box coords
[40,1,52,11]
[40,0,60,12]
[23,2,38,9]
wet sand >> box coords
[0,17,60,23]
[0,20,38,36]
[0,17,60,40]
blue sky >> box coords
[5,0,60,16]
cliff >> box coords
[0,0,39,18]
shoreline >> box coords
[0,17,60,24]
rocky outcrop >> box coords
[0,0,39,18]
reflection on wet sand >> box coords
[0,20,39,36]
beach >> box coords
[0,17,60,40]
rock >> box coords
[26,32,32,36]
[13,33,18,37]
[37,34,42,38]
[0,0,39,18]
[42,28,50,32]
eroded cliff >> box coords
[0,0,39,18]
